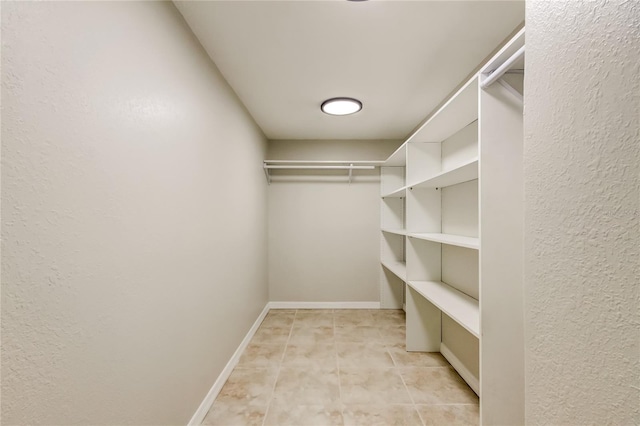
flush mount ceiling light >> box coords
[321,97,363,116]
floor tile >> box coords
[296,308,335,314]
[237,342,285,367]
[400,367,479,405]
[339,367,412,405]
[273,366,340,404]
[282,341,338,368]
[289,325,334,344]
[378,325,407,346]
[337,341,394,368]
[388,343,449,367]
[334,309,373,316]
[342,404,423,426]
[335,325,382,342]
[266,309,297,316]
[334,310,374,327]
[207,309,479,426]
[264,403,344,426]
[260,314,295,330]
[417,404,479,425]
[214,368,278,406]
[370,309,406,321]
[293,311,335,327]
[201,402,267,426]
[251,326,291,344]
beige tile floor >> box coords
[202,309,478,426]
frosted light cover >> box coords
[321,98,362,115]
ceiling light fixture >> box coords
[321,97,363,116]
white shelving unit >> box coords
[379,28,525,425]
[380,145,408,310]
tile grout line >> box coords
[260,308,297,426]
[333,311,345,425]
[393,319,428,426]
[398,365,427,426]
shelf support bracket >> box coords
[348,163,353,184]
[497,78,524,104]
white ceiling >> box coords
[174,1,524,141]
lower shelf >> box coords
[441,342,480,396]
[407,280,479,338]
[381,260,407,282]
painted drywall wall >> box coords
[268,140,400,302]
[1,2,268,424]
[524,1,639,424]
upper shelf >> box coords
[406,76,479,144]
[408,233,479,250]
[384,144,407,167]
[408,158,478,189]
[381,186,407,198]
[382,29,525,168]
[382,228,408,237]
[408,280,479,338]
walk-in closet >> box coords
[2,1,637,425]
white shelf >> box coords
[385,143,407,166]
[381,186,407,198]
[406,76,479,144]
[382,228,407,236]
[409,158,478,189]
[407,280,479,338]
[381,260,407,282]
[409,233,479,250]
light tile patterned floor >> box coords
[202,309,478,426]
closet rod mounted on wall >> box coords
[263,160,383,184]
[480,45,525,89]
[264,165,376,170]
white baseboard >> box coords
[268,301,381,309]
[188,303,270,426]
[440,342,480,397]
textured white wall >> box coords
[1,2,268,424]
[268,140,400,302]
[524,1,639,424]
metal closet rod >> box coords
[264,160,384,165]
[262,160,380,184]
[481,45,525,89]
[263,160,383,171]
[264,165,375,170]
